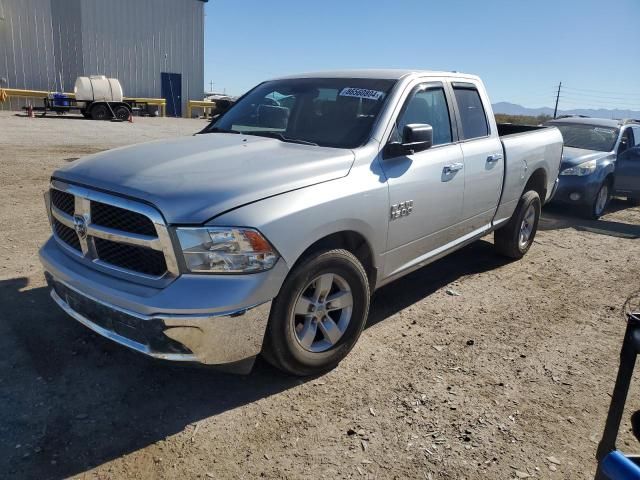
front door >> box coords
[161,72,182,117]
[381,83,464,278]
[615,129,640,197]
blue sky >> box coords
[204,0,640,111]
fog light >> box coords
[569,192,581,201]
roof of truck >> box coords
[273,69,480,81]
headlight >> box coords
[560,159,597,176]
[176,227,279,273]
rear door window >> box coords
[453,87,489,140]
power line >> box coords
[559,95,640,108]
[562,85,640,97]
[561,89,640,101]
[557,100,640,111]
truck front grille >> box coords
[51,189,75,215]
[94,238,167,277]
[47,181,179,281]
[53,219,82,251]
[91,201,157,236]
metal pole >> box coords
[553,81,562,119]
[595,317,640,479]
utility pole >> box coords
[553,81,562,119]
[209,80,214,93]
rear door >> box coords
[450,83,504,233]
[380,82,464,277]
[615,126,640,197]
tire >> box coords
[494,190,541,259]
[90,104,110,120]
[113,105,130,121]
[587,180,611,219]
[628,196,640,207]
[263,249,370,376]
[80,110,91,119]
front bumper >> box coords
[39,237,288,372]
[550,174,602,207]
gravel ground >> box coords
[1,111,639,480]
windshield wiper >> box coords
[243,131,318,146]
[205,127,241,134]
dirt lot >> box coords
[1,111,639,480]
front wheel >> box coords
[90,104,110,120]
[494,190,541,259]
[588,181,611,219]
[263,249,370,376]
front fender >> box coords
[596,160,616,183]
[206,162,389,283]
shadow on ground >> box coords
[14,113,87,120]
[0,240,508,479]
[541,200,640,239]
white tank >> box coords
[74,76,123,102]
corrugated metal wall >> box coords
[0,0,205,115]
[0,0,58,110]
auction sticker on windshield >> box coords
[339,87,385,100]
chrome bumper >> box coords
[40,236,287,373]
[46,273,272,372]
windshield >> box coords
[551,123,619,152]
[204,78,397,148]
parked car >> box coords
[39,70,563,376]
[545,117,640,218]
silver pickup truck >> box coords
[39,70,563,375]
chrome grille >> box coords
[94,238,167,276]
[51,189,75,216]
[91,201,157,236]
[47,180,179,281]
[53,219,81,251]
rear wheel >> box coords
[494,190,541,259]
[113,105,130,121]
[90,104,110,120]
[263,249,370,376]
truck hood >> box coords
[53,133,355,223]
[560,146,614,170]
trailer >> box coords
[38,92,132,120]
[21,76,163,120]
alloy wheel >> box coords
[291,273,353,353]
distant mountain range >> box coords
[492,101,640,119]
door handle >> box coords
[487,153,503,163]
[443,162,464,174]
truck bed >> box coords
[493,124,564,224]
[497,123,547,137]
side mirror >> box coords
[385,124,433,157]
